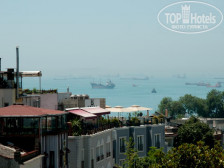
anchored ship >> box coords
[90,80,115,89]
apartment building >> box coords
[0,105,69,168]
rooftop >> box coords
[0,105,66,117]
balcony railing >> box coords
[72,117,165,136]
[1,127,39,136]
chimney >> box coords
[165,109,168,117]
[16,46,19,99]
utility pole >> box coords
[16,46,19,99]
[0,58,1,71]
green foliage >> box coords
[123,137,140,168]
[158,89,224,118]
[162,141,224,168]
[170,101,185,118]
[138,147,165,168]
[71,119,82,136]
[122,140,224,168]
[207,89,224,118]
[175,116,214,147]
[158,97,173,115]
[100,117,109,125]
[179,94,199,115]
[110,118,120,127]
[130,117,140,126]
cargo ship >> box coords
[90,80,115,89]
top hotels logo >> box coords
[158,1,223,34]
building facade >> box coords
[68,124,166,168]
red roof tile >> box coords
[0,105,66,117]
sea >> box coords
[22,75,224,118]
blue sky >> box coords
[0,0,224,77]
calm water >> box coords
[22,76,224,117]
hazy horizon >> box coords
[1,0,224,78]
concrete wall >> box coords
[58,92,72,103]
[22,95,40,107]
[0,156,19,168]
[0,89,16,107]
[68,129,114,168]
[20,155,43,168]
[85,98,106,108]
[40,93,58,110]
[200,118,224,130]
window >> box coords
[96,144,104,161]
[119,159,126,168]
[155,134,161,148]
[106,142,111,157]
[119,137,126,153]
[91,148,94,168]
[96,146,100,162]
[100,145,104,160]
[4,103,9,107]
[49,151,55,168]
[137,135,144,152]
[81,149,84,168]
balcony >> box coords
[70,116,165,136]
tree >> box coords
[158,97,173,115]
[162,141,224,168]
[179,94,199,115]
[170,101,185,118]
[194,97,208,117]
[139,147,165,168]
[175,116,214,147]
[207,89,224,118]
[123,137,140,168]
[158,98,185,118]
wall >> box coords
[41,133,68,168]
[68,124,165,168]
[20,155,43,168]
[0,156,19,168]
[22,95,40,107]
[40,93,58,110]
[85,98,106,108]
[0,89,16,107]
[114,124,166,166]
[68,129,114,168]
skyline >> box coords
[0,0,224,78]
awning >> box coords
[82,107,110,116]
[68,109,97,119]
[21,71,42,77]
